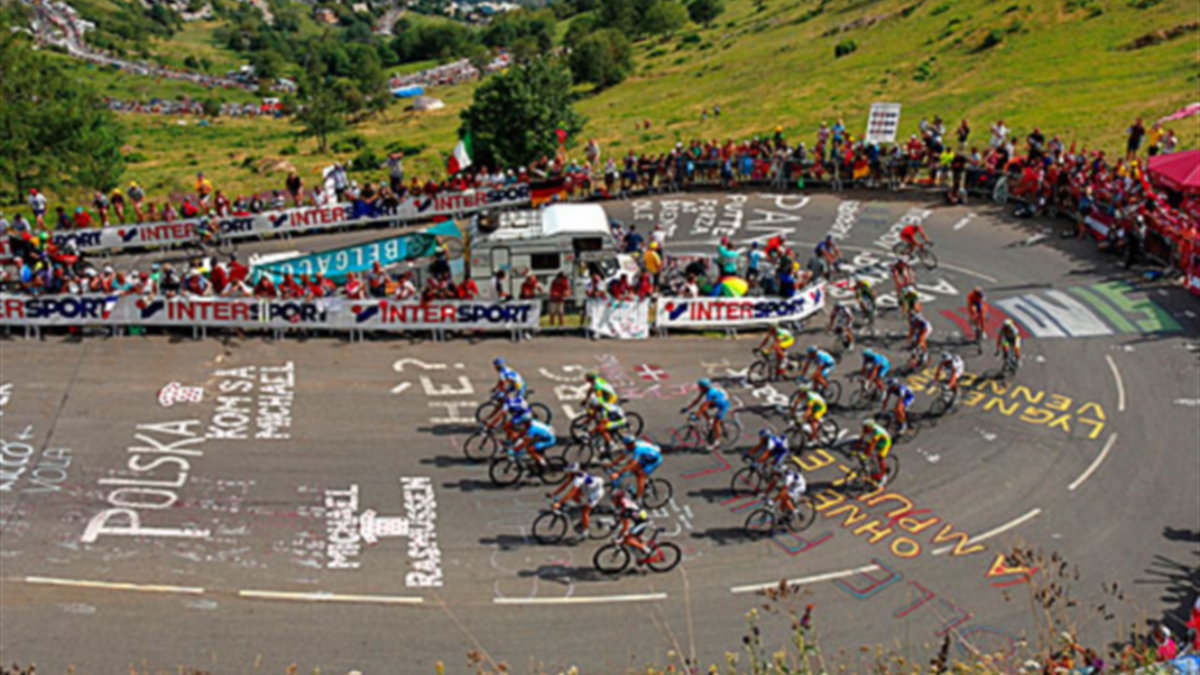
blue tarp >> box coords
[255,220,460,282]
[392,85,424,98]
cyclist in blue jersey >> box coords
[800,346,837,391]
[682,378,730,444]
[491,357,526,395]
[609,436,664,502]
[860,349,890,393]
[510,417,555,467]
[746,428,790,471]
[881,378,916,432]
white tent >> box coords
[412,96,445,112]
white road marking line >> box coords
[23,576,204,595]
[238,590,424,605]
[1104,355,1125,412]
[1068,433,1119,492]
[493,592,667,605]
[390,382,412,395]
[952,214,977,230]
[730,564,881,594]
[932,509,1042,556]
[937,262,998,284]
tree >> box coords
[644,0,688,35]
[687,0,725,26]
[459,57,585,170]
[0,33,126,201]
[568,29,633,89]
[294,70,347,153]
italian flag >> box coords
[448,133,473,174]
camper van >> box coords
[469,203,623,299]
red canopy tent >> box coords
[1147,150,1200,194]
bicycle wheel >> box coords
[590,434,619,462]
[719,417,743,451]
[644,541,682,573]
[536,456,568,485]
[642,477,673,509]
[462,430,499,461]
[817,418,840,446]
[475,400,500,423]
[587,507,619,539]
[820,379,843,406]
[747,360,771,386]
[848,384,871,410]
[569,416,591,442]
[558,441,594,466]
[917,247,938,271]
[786,500,817,532]
[885,453,900,484]
[891,241,909,257]
[531,511,569,545]
[743,508,777,536]
[730,466,766,496]
[488,456,523,486]
[785,427,810,454]
[626,411,645,437]
[530,402,552,423]
[897,422,921,443]
[593,543,631,574]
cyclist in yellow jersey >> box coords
[590,399,628,448]
[856,419,892,486]
[757,326,795,376]
[789,386,827,443]
[582,371,618,407]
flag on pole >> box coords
[448,133,473,174]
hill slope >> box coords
[105,0,1197,199]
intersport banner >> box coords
[0,295,541,331]
[654,284,826,328]
[47,184,530,253]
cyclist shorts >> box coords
[820,364,835,378]
[810,403,827,420]
[533,437,556,453]
[778,337,795,350]
[711,401,730,419]
[899,391,915,407]
[638,456,663,475]
[603,417,627,431]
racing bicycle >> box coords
[610,472,673,510]
[747,348,801,386]
[892,240,938,270]
[676,411,743,452]
[530,502,618,545]
[784,415,840,454]
[874,410,922,443]
[743,496,817,536]
[475,389,553,424]
[847,372,885,410]
[841,448,900,495]
[592,527,682,575]
[926,379,959,418]
[788,376,842,409]
[998,348,1021,379]
[488,446,567,487]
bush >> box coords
[679,32,702,45]
[912,57,936,81]
[279,144,298,155]
[648,48,668,58]
[834,38,857,57]
[385,141,425,155]
[1004,4,1020,12]
[930,2,951,15]
[350,148,378,172]
[124,152,147,163]
[980,28,1003,49]
[1128,0,1162,7]
[331,134,368,153]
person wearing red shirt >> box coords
[548,272,570,327]
[279,273,303,298]
[457,275,479,300]
[72,207,93,230]
[343,272,367,299]
[209,263,228,296]
[316,274,337,297]
[227,254,249,283]
[519,272,543,300]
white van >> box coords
[469,204,621,299]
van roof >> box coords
[481,204,610,242]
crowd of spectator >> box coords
[2,113,1196,304]
[387,53,511,91]
[103,97,286,118]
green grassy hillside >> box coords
[99,0,1200,202]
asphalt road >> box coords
[1,191,1197,673]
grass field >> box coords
[57,0,1200,204]
[144,20,246,74]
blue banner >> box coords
[256,221,460,282]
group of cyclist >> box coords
[476,221,1029,547]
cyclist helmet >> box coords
[585,371,598,381]
[697,378,711,389]
[492,357,506,367]
[857,277,871,287]
[861,419,875,429]
[862,348,876,360]
[941,351,953,362]
[824,234,833,243]
[568,462,582,473]
[751,241,759,249]
[1003,318,1015,329]
[972,286,983,295]
[887,378,899,389]
[758,428,772,439]
[806,345,817,355]
[894,257,907,266]
[911,312,926,324]
[612,489,627,501]
[621,435,637,447]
